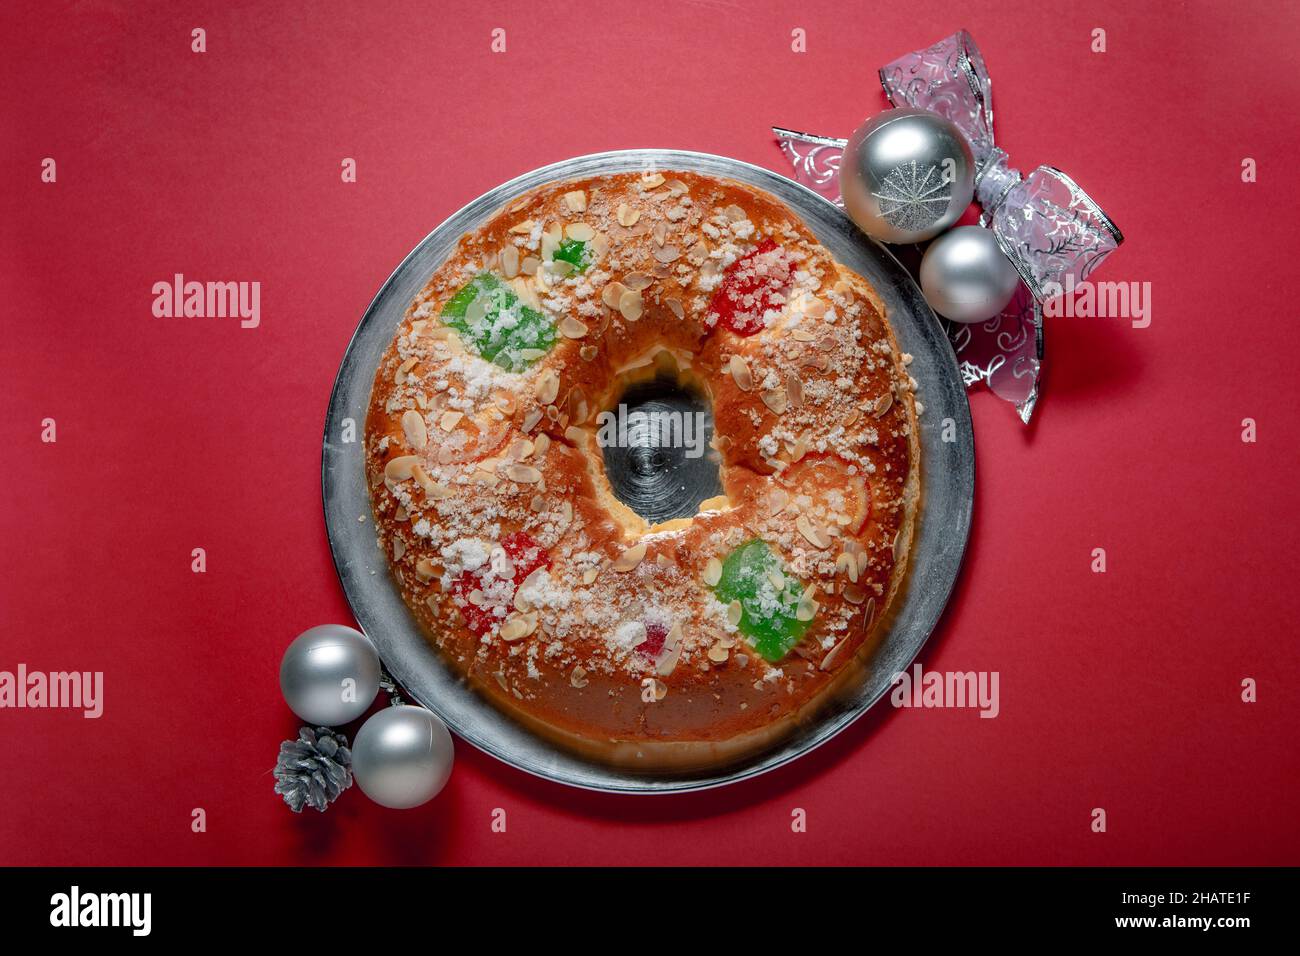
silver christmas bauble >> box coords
[840,108,975,244]
[279,624,381,726]
[352,705,454,809]
[919,225,1022,323]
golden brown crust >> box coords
[363,171,921,768]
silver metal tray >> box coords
[322,149,974,793]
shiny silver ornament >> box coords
[352,705,454,809]
[919,225,1022,323]
[839,108,975,244]
[279,624,381,726]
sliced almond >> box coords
[400,409,428,450]
[535,369,559,404]
[640,172,665,189]
[505,437,534,460]
[703,557,723,587]
[796,515,829,549]
[501,245,520,279]
[652,245,680,263]
[655,624,684,676]
[521,407,543,432]
[786,372,804,409]
[723,204,747,222]
[506,463,542,484]
[582,566,600,585]
[384,455,419,481]
[666,298,684,319]
[729,355,752,391]
[511,276,542,310]
[602,281,629,309]
[498,614,536,642]
[563,190,587,213]
[438,410,464,432]
[616,203,640,227]
[618,289,643,322]
[768,487,789,516]
[652,222,667,247]
[613,541,647,571]
[410,464,444,499]
[520,255,540,276]
[843,584,867,605]
[708,643,729,663]
[394,356,418,385]
[873,392,894,418]
[415,558,437,583]
[558,316,588,339]
[570,666,589,689]
[508,219,536,235]
[820,636,850,672]
[580,345,598,362]
[797,293,827,318]
[791,328,816,342]
[565,222,595,242]
[761,388,788,414]
[623,271,653,291]
[726,600,743,627]
[642,677,668,702]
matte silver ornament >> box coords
[279,624,381,726]
[919,225,1021,323]
[352,705,454,809]
[839,109,975,244]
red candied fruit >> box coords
[502,531,550,581]
[452,532,550,636]
[451,572,497,636]
[638,621,668,660]
[706,238,792,336]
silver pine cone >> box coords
[274,726,353,813]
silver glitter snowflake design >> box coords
[872,161,952,232]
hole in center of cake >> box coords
[598,370,723,526]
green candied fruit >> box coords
[713,539,811,663]
[440,272,556,372]
[551,238,590,272]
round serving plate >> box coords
[322,149,974,794]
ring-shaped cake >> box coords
[364,171,920,768]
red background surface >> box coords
[3,0,1298,866]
